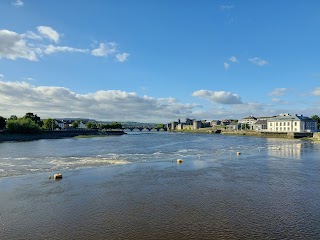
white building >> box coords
[267,114,317,133]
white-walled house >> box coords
[267,114,317,133]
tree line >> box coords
[0,113,123,134]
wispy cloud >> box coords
[37,26,60,43]
[269,88,288,96]
[116,52,130,62]
[192,90,243,104]
[44,45,89,54]
[312,87,320,96]
[229,56,238,63]
[12,0,23,7]
[91,42,117,57]
[272,98,288,104]
[0,74,4,78]
[0,27,129,63]
[249,57,268,66]
[223,62,230,71]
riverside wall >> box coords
[314,132,320,141]
[0,129,125,142]
[221,130,314,139]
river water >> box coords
[1,132,320,239]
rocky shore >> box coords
[0,129,125,142]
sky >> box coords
[0,0,320,123]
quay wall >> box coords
[221,130,314,139]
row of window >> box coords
[269,121,298,127]
[269,128,298,132]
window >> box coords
[294,122,297,126]
[276,127,278,131]
[280,127,282,131]
[280,122,282,126]
[283,122,286,126]
[287,127,290,131]
[276,123,278,126]
[288,122,290,126]
[270,123,272,126]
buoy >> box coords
[177,159,183,163]
[236,152,241,156]
[53,173,62,180]
[48,176,51,179]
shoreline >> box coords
[172,128,319,140]
[0,129,125,142]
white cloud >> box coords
[224,62,230,70]
[0,29,38,61]
[312,87,320,96]
[37,26,60,43]
[91,42,117,57]
[0,74,4,78]
[12,0,23,7]
[229,56,238,63]
[21,31,42,40]
[271,98,288,104]
[249,57,268,66]
[0,81,199,122]
[192,90,243,104]
[0,27,129,62]
[269,88,288,96]
[44,45,89,54]
[116,52,130,62]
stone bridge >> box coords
[123,126,168,132]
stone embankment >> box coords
[221,130,314,139]
[313,132,320,141]
[0,129,125,142]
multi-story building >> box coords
[267,114,317,133]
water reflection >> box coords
[267,139,305,159]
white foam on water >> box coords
[49,157,130,168]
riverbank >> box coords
[173,128,316,139]
[0,129,125,142]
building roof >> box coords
[255,119,267,125]
[268,114,316,122]
[242,116,257,120]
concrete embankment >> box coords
[313,132,320,141]
[221,130,314,139]
[0,130,125,142]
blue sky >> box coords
[0,0,320,123]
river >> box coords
[1,132,320,239]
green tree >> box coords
[6,118,42,134]
[110,122,122,129]
[0,116,6,130]
[72,121,79,128]
[86,122,93,129]
[43,118,58,130]
[156,124,165,128]
[9,115,18,120]
[241,124,250,130]
[23,113,43,127]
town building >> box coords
[267,114,317,133]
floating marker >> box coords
[53,173,62,180]
[177,159,183,163]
